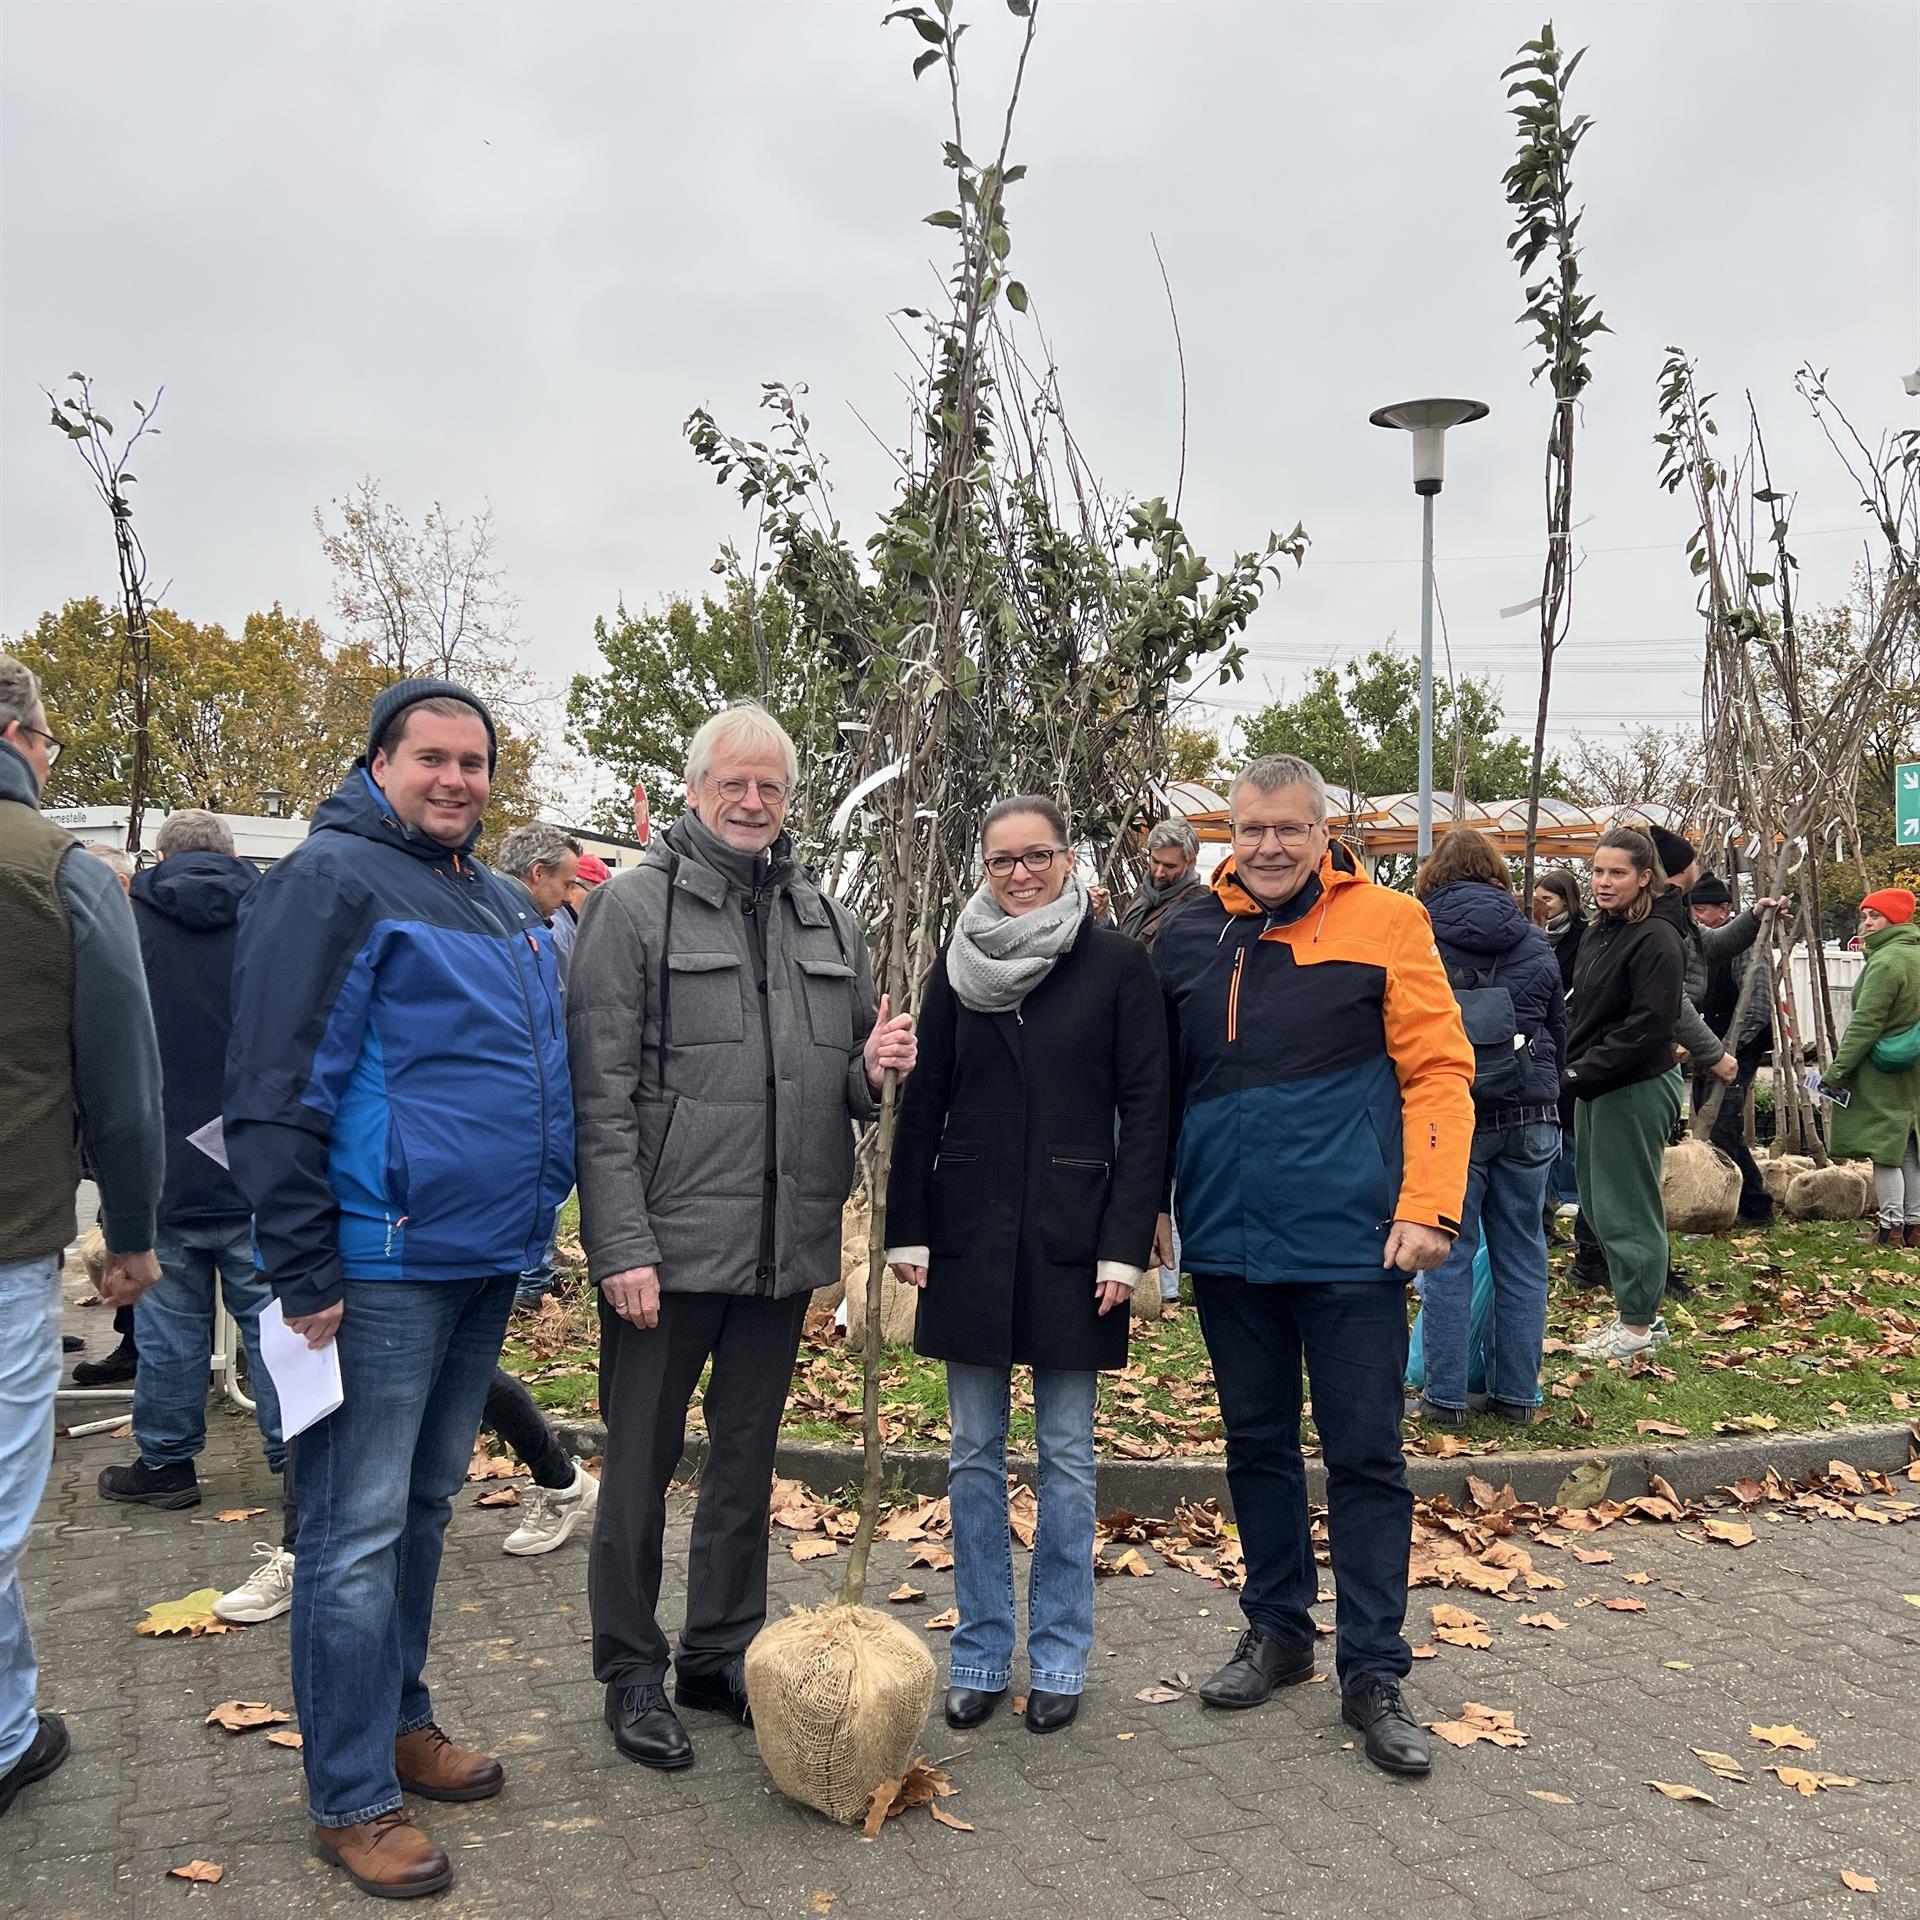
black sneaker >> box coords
[1417,1396,1468,1429]
[72,1337,137,1387]
[0,1712,70,1817]
[1341,1678,1430,1776]
[97,1459,200,1510]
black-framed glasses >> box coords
[984,845,1068,878]
[19,724,65,768]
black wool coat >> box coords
[885,920,1169,1373]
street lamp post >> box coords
[1368,398,1489,859]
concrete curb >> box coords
[549,1416,1916,1515]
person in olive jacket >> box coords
[1825,888,1920,1245]
[1563,827,1688,1362]
[886,796,1167,1739]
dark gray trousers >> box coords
[589,1287,808,1688]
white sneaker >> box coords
[213,1544,295,1623]
[502,1461,598,1557]
[1572,1317,1670,1363]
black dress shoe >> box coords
[605,1684,694,1770]
[674,1656,751,1727]
[1341,1678,1431,1776]
[0,1711,69,1817]
[72,1337,137,1387]
[62,1334,84,1354]
[944,1686,1004,1730]
[1197,1627,1316,1708]
[1023,1690,1079,1734]
[97,1459,200,1510]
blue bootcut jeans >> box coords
[1193,1274,1414,1691]
[134,1220,287,1473]
[945,1362,1098,1698]
[0,1255,61,1776]
[1418,1120,1559,1413]
[290,1273,516,1828]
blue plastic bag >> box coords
[1405,1236,1494,1396]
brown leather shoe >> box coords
[395,1723,504,1802]
[312,1810,452,1898]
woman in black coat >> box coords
[886,796,1167,1739]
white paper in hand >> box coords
[185,1116,229,1169]
[258,1299,344,1438]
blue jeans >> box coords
[515,1226,558,1307]
[1419,1121,1558,1413]
[290,1274,515,1828]
[945,1362,1098,1697]
[0,1256,61,1776]
[134,1221,286,1472]
[1194,1274,1412,1690]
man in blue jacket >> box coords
[225,679,573,1901]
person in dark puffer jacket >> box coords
[1412,831,1567,1426]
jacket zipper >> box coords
[747,880,778,1297]
[1052,1156,1110,1171]
[508,928,550,1265]
[1227,946,1245,1045]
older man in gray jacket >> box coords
[569,702,915,1770]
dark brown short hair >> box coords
[1593,826,1665,923]
[980,794,1068,848]
[1415,827,1512,900]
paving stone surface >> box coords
[7,1281,1918,1919]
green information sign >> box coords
[1900,760,1920,848]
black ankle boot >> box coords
[944,1686,1004,1730]
[73,1336,137,1387]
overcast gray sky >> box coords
[3,0,1915,796]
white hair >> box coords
[1229,754,1329,822]
[84,843,136,880]
[685,701,798,791]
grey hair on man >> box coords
[0,651,44,730]
[156,808,236,858]
[83,843,136,882]
[496,821,578,881]
[684,701,798,792]
[1229,753,1329,821]
[1145,819,1200,860]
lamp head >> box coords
[1370,397,1490,495]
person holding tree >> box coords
[885,795,1167,1736]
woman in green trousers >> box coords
[1563,828,1688,1361]
[1825,888,1920,1247]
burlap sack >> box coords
[1759,1154,1815,1207]
[77,1225,107,1288]
[1785,1165,1871,1221]
[746,1603,936,1826]
[1836,1160,1878,1218]
[1661,1138,1740,1234]
[844,1251,919,1351]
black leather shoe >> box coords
[72,1337,137,1387]
[0,1712,69,1818]
[944,1686,1004,1730]
[1564,1253,1610,1291]
[1023,1690,1079,1734]
[604,1684,694,1770]
[1341,1678,1431,1776]
[674,1656,751,1727]
[97,1459,200,1510]
[62,1334,84,1354]
[1197,1628,1315,1709]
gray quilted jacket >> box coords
[567,811,878,1298]
[1675,907,1769,1067]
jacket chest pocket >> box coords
[665,950,743,1045]
[796,956,857,1053]
[1038,1149,1111,1265]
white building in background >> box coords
[42,804,311,867]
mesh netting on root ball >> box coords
[1661,1138,1741,1233]
[746,1603,936,1826]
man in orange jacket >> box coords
[1152,753,1474,1777]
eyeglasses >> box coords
[19,724,65,768]
[711,776,791,806]
[1231,821,1318,849]
[984,846,1067,878]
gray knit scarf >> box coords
[945,873,1089,1014]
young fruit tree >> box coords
[690,0,1306,1825]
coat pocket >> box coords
[1038,1149,1112,1266]
[796,955,857,1053]
[665,950,744,1045]
[928,1146,982,1258]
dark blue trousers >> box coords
[1193,1275,1413,1689]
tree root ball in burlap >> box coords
[1785,1165,1871,1221]
[746,1603,936,1826]
[1661,1138,1740,1233]
[1131,1281,1165,1325]
[77,1226,107,1288]
[844,1256,919,1351]
[1760,1154,1815,1208]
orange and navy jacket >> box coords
[1149,842,1475,1283]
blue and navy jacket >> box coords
[225,768,575,1315]
[1152,845,1476,1284]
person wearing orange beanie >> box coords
[1827,888,1920,1246]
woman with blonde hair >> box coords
[1562,828,1688,1361]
